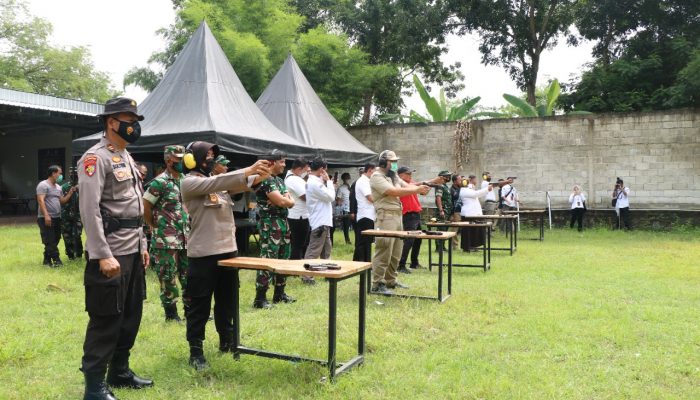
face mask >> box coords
[390,162,398,172]
[115,120,141,143]
[172,161,184,173]
[56,174,63,183]
[201,157,215,175]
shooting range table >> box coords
[502,209,547,241]
[426,222,492,271]
[361,230,455,302]
[459,215,518,255]
[217,257,371,382]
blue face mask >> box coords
[56,174,63,184]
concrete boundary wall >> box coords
[347,108,700,210]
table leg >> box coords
[483,227,487,271]
[428,230,433,272]
[540,214,545,241]
[358,271,366,356]
[510,219,514,255]
[514,219,518,249]
[448,238,452,295]
[437,239,444,300]
[487,226,492,268]
[328,280,338,381]
[232,268,241,360]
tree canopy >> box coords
[448,0,578,107]
[0,0,118,103]
[562,0,700,112]
[126,0,462,125]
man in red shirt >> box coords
[397,166,423,273]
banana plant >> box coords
[378,75,501,123]
[502,79,592,117]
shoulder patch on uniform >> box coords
[84,155,98,177]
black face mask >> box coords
[114,120,141,143]
[200,157,215,176]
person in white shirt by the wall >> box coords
[480,171,499,233]
[353,163,376,262]
[569,184,586,232]
[612,177,632,230]
[304,157,336,261]
[284,157,311,261]
[459,175,493,251]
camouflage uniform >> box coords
[61,181,83,259]
[144,168,190,309]
[255,176,290,290]
[435,182,455,249]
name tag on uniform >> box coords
[113,164,133,182]
[204,193,222,208]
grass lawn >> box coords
[0,223,698,399]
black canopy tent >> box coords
[72,22,314,162]
[256,54,376,166]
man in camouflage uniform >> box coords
[253,149,296,309]
[434,170,454,251]
[61,167,83,260]
[144,145,189,322]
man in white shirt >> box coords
[613,177,632,230]
[304,157,336,260]
[353,163,376,262]
[284,158,311,260]
[480,171,498,232]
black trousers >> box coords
[399,212,422,268]
[288,217,310,260]
[37,217,61,261]
[82,252,145,373]
[340,212,352,243]
[352,217,374,262]
[570,208,585,230]
[186,252,237,344]
[461,216,485,251]
[618,207,632,230]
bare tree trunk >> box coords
[526,52,541,107]
[361,92,373,125]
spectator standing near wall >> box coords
[569,185,587,232]
[613,178,632,230]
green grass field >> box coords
[0,224,698,399]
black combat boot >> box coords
[42,255,51,266]
[252,288,272,309]
[219,332,234,353]
[272,285,296,304]
[52,256,64,267]
[106,351,154,389]
[188,341,209,371]
[83,369,117,400]
[164,304,182,322]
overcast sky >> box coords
[26,0,594,112]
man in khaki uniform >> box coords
[370,150,430,294]
[78,97,152,400]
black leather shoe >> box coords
[52,258,64,267]
[189,355,209,371]
[106,351,153,389]
[272,293,296,304]
[164,304,182,322]
[397,267,412,274]
[84,370,118,400]
[42,256,51,266]
[410,264,425,269]
[387,281,410,290]
[106,369,153,389]
[370,284,394,295]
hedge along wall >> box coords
[347,108,700,211]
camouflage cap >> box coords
[215,155,230,165]
[164,145,186,157]
[438,170,452,177]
